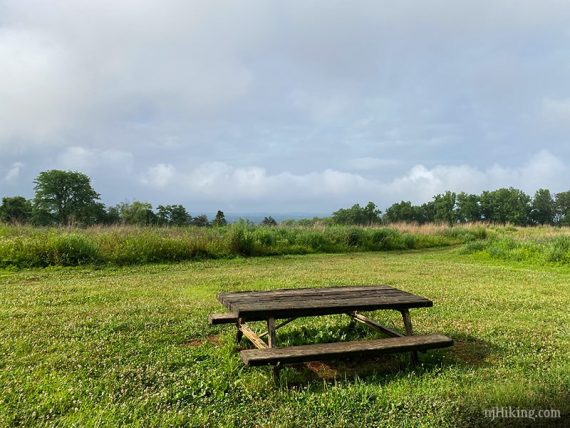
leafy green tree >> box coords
[212,210,227,226]
[31,206,55,226]
[332,202,381,225]
[261,216,278,226]
[169,205,191,226]
[383,201,416,223]
[433,191,457,224]
[530,188,555,225]
[361,202,382,224]
[0,196,32,224]
[89,202,108,225]
[156,204,191,226]
[554,191,570,225]
[456,192,481,223]
[104,206,121,225]
[479,188,531,225]
[33,170,101,225]
[190,214,210,227]
[414,201,435,224]
[118,201,157,225]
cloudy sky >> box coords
[1,0,570,214]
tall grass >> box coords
[0,223,486,268]
[462,233,570,265]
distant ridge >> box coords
[209,213,327,224]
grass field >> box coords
[0,223,486,268]
[1,246,568,427]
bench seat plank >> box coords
[208,313,239,325]
[240,334,453,366]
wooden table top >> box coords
[219,285,433,321]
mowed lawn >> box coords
[0,249,569,427]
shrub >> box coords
[370,229,399,250]
[50,233,99,266]
[346,228,365,247]
[228,227,255,257]
[545,236,570,263]
[403,234,417,249]
[460,240,487,254]
[296,231,326,252]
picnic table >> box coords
[209,285,453,373]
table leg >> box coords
[259,317,297,338]
[401,309,413,335]
[236,317,244,344]
[266,317,280,381]
[400,309,419,364]
[267,317,277,348]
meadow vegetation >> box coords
[5,221,570,270]
[0,223,487,268]
[462,226,570,266]
[1,221,570,425]
[0,248,568,426]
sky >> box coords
[1,0,570,214]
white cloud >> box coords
[2,162,23,181]
[385,150,567,203]
[138,151,567,209]
[140,161,373,201]
[140,163,176,188]
[56,146,134,173]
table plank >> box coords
[219,285,432,320]
[220,285,417,303]
[220,285,394,300]
[220,289,408,305]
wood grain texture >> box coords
[349,311,403,337]
[208,313,239,325]
[240,334,453,366]
[239,323,268,349]
[219,285,432,321]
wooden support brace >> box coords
[239,322,268,349]
[259,317,297,338]
[348,311,403,337]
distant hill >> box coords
[211,213,326,224]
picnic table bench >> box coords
[209,285,452,374]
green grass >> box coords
[0,223,486,268]
[0,249,568,426]
[462,230,570,266]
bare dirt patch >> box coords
[185,334,221,347]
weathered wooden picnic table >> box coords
[209,285,453,373]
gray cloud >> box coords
[1,1,570,212]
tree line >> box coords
[0,170,236,227]
[332,188,570,226]
[2,169,569,227]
